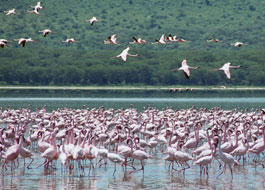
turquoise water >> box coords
[0,89,264,110]
[0,89,265,190]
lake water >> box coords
[1,89,265,190]
[0,89,264,111]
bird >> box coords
[14,38,35,47]
[207,38,223,43]
[87,16,99,25]
[104,34,120,45]
[230,42,248,47]
[31,2,44,11]
[151,34,167,44]
[211,62,240,79]
[111,47,139,62]
[62,38,79,43]
[0,39,10,48]
[129,37,147,44]
[38,29,53,37]
[170,59,200,79]
[4,8,16,16]
[217,136,238,180]
[27,7,41,15]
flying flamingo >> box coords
[4,8,16,16]
[0,41,9,48]
[129,37,147,44]
[151,34,167,44]
[27,7,41,15]
[104,34,120,45]
[31,2,44,11]
[14,38,35,47]
[230,42,248,47]
[38,29,53,37]
[62,38,79,43]
[207,38,223,43]
[111,47,139,62]
[211,62,240,79]
[87,16,99,25]
[170,59,200,79]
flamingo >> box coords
[14,38,35,47]
[207,38,223,43]
[2,136,22,171]
[62,38,79,43]
[4,8,16,16]
[0,41,9,48]
[170,59,200,79]
[38,29,53,37]
[107,152,124,175]
[31,2,44,11]
[129,37,147,44]
[111,47,139,62]
[248,126,265,162]
[27,7,40,15]
[104,34,120,45]
[88,16,99,25]
[211,62,240,79]
[217,136,238,180]
[194,141,216,177]
[129,139,152,174]
[230,42,248,47]
[151,34,167,44]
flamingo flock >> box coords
[1,2,248,81]
[0,106,264,179]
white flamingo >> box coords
[111,47,139,62]
[104,34,120,45]
[151,34,167,44]
[170,59,200,79]
[211,62,240,80]
[62,38,79,43]
[129,37,147,44]
[230,42,248,47]
[88,16,99,25]
[38,29,53,37]
[4,9,16,16]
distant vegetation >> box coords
[0,0,264,86]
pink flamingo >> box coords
[170,59,200,79]
[111,47,139,62]
[211,62,240,79]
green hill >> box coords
[0,0,264,86]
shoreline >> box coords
[0,86,265,91]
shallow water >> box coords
[1,89,265,190]
[0,89,264,110]
[1,151,265,190]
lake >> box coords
[0,89,265,190]
[0,89,264,111]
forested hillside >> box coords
[0,0,264,86]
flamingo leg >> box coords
[27,158,34,169]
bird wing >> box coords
[132,36,138,42]
[121,54,127,62]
